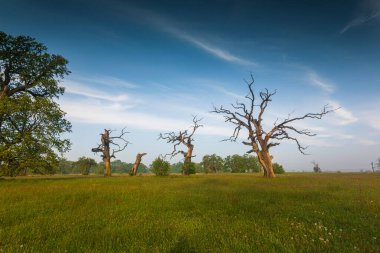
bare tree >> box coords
[371,162,375,173]
[130,153,147,176]
[91,128,129,176]
[159,116,202,175]
[212,75,334,178]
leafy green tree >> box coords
[0,95,71,176]
[151,157,170,176]
[272,163,285,174]
[92,162,105,175]
[73,157,97,175]
[224,154,260,173]
[182,161,196,175]
[0,31,71,176]
[58,158,73,174]
[312,161,321,173]
[170,162,183,173]
[202,154,224,173]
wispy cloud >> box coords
[308,72,335,94]
[127,7,257,67]
[340,1,380,34]
[328,101,358,125]
[60,79,234,137]
[60,97,232,137]
[359,104,380,131]
[194,79,246,100]
[63,80,130,102]
[178,33,257,66]
[72,75,138,89]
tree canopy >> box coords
[0,31,71,176]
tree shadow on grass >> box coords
[170,237,197,253]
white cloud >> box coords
[308,72,335,94]
[63,80,130,102]
[73,75,138,89]
[328,101,358,125]
[340,0,380,34]
[128,7,257,67]
[359,105,380,131]
[59,97,233,137]
[178,33,257,67]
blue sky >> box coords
[1,0,380,171]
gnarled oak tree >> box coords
[159,116,202,175]
[92,128,129,176]
[212,76,333,178]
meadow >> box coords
[0,173,379,252]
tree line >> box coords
[1,31,334,178]
[58,154,285,176]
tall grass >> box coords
[0,173,379,252]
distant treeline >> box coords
[57,154,285,175]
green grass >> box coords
[0,173,379,252]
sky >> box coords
[1,0,380,171]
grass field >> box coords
[0,173,379,252]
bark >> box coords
[101,129,112,176]
[104,157,111,177]
[257,150,275,178]
[130,153,147,175]
[92,128,129,177]
[182,145,193,175]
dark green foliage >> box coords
[58,158,73,174]
[0,31,71,176]
[182,161,196,175]
[73,157,97,175]
[272,162,285,174]
[151,157,170,176]
[224,154,260,173]
[202,154,224,173]
[170,162,183,173]
[109,160,148,174]
[313,161,321,173]
[0,31,69,99]
[0,95,71,176]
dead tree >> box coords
[212,75,334,178]
[130,153,147,176]
[159,117,202,175]
[91,128,129,176]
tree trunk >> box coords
[104,157,111,177]
[257,150,275,178]
[130,153,146,176]
[183,146,193,175]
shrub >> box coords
[182,162,196,175]
[273,163,285,174]
[151,157,170,176]
[312,161,321,173]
